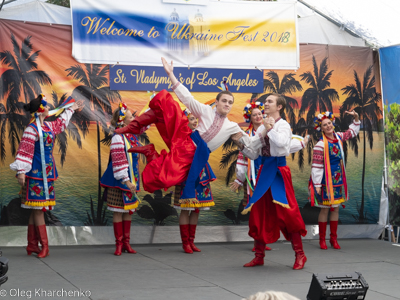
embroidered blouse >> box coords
[311,121,361,188]
[110,134,139,183]
[10,109,74,174]
[172,83,264,152]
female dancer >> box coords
[100,103,142,256]
[174,109,216,254]
[231,102,308,252]
[310,110,360,250]
[10,94,82,258]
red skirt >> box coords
[248,165,307,244]
[142,90,197,193]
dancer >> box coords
[115,57,268,199]
[100,103,143,256]
[10,94,82,258]
[231,102,309,252]
[310,111,360,250]
[174,108,216,254]
[232,94,307,270]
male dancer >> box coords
[115,58,268,197]
[232,93,307,270]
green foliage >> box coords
[385,103,400,195]
[46,0,70,8]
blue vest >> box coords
[25,122,58,181]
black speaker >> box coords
[307,272,368,300]
[0,250,8,286]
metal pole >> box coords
[378,48,391,242]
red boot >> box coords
[128,144,159,164]
[291,233,307,270]
[188,224,201,252]
[115,109,157,135]
[113,222,123,256]
[122,220,136,254]
[26,224,41,255]
[252,241,271,252]
[319,222,328,250]
[179,224,193,254]
[244,240,265,267]
[36,225,49,258]
[329,220,341,249]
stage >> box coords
[2,238,399,300]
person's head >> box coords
[321,118,334,136]
[263,93,286,118]
[184,108,198,130]
[215,90,234,116]
[111,103,135,129]
[242,291,300,300]
[243,102,265,128]
[313,111,335,136]
[24,94,49,118]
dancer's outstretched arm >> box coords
[161,57,210,119]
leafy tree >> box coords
[46,0,70,8]
[299,55,339,125]
[66,63,121,224]
[385,103,400,225]
[0,33,52,162]
[340,65,382,223]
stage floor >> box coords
[2,239,399,300]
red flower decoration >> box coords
[46,165,52,174]
[126,191,133,199]
[335,173,340,181]
[46,135,52,144]
[205,188,210,195]
[332,147,339,155]
[32,186,41,194]
[49,186,54,193]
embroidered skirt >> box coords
[173,184,214,211]
[105,188,137,213]
[21,178,56,210]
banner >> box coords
[70,0,299,70]
[380,45,400,226]
[0,19,382,228]
[109,65,264,92]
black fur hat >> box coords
[23,94,43,114]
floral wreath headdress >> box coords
[116,102,128,129]
[33,94,48,118]
[313,111,335,132]
[243,102,265,124]
[183,108,192,117]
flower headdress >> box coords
[32,94,47,118]
[183,108,192,117]
[116,102,128,128]
[36,95,47,114]
[243,102,265,123]
[313,111,335,132]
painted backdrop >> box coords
[0,19,383,227]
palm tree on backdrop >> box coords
[66,63,121,225]
[340,65,382,223]
[0,33,52,161]
[299,55,339,126]
[252,71,302,128]
[47,91,83,166]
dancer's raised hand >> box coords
[161,57,174,75]
[344,110,359,121]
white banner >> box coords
[71,0,299,69]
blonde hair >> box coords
[242,291,300,300]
